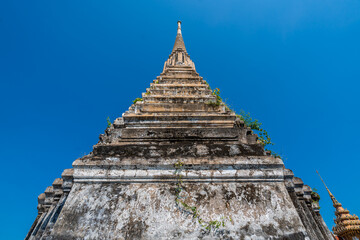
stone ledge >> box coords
[74,155,279,166]
[91,143,265,158]
[74,178,284,183]
[72,156,284,183]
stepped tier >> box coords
[119,22,240,133]
[102,42,253,139]
[130,103,226,113]
[26,21,334,240]
[122,69,236,129]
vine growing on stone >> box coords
[206,87,222,107]
[311,188,320,208]
[206,86,281,158]
[212,88,222,106]
[174,160,230,231]
[106,116,111,128]
[236,110,273,147]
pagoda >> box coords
[26,21,334,240]
[318,171,360,240]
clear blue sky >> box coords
[1,0,359,238]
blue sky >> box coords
[1,0,360,238]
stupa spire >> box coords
[26,21,337,240]
[316,170,339,206]
[172,21,187,53]
[163,21,196,72]
[317,170,360,240]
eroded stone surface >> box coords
[49,182,307,240]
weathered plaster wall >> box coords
[27,155,333,239]
[49,182,309,240]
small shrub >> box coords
[106,117,111,128]
[133,98,143,104]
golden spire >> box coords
[316,170,340,207]
[172,21,187,53]
[317,170,360,239]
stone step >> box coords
[139,103,226,112]
[162,70,198,76]
[123,120,235,129]
[163,66,195,71]
[160,71,199,77]
[118,128,240,140]
[143,95,216,104]
[168,64,193,67]
[157,75,203,80]
[124,112,235,117]
[123,114,236,123]
[144,89,212,96]
[156,79,204,84]
[150,83,207,88]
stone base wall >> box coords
[49,182,308,240]
[26,156,334,240]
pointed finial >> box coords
[316,170,340,206]
[172,21,186,53]
[177,21,182,35]
[316,170,331,195]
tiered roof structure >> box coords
[26,21,335,240]
[318,171,360,240]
